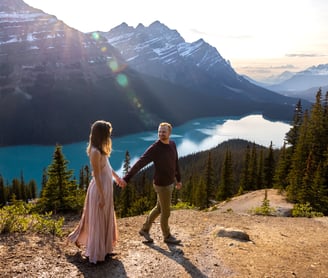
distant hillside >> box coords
[279,85,328,102]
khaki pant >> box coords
[142,184,174,238]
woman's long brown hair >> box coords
[86,120,112,156]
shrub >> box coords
[0,202,64,236]
[0,202,30,233]
[250,190,276,216]
[292,202,324,218]
[251,198,276,216]
[172,201,195,210]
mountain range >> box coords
[0,0,310,146]
[245,64,328,102]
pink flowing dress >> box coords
[67,149,118,264]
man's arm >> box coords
[123,144,155,184]
[174,142,181,183]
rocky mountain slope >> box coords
[101,21,302,105]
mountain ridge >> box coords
[100,20,303,105]
[246,64,328,101]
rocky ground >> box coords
[1,189,328,278]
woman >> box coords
[67,120,124,264]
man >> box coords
[121,122,182,244]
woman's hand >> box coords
[112,170,126,188]
[98,194,105,208]
[117,177,127,188]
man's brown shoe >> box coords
[164,234,181,245]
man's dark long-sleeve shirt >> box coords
[123,140,181,186]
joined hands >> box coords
[116,177,127,188]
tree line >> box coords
[0,90,327,216]
[0,174,37,205]
[275,90,328,214]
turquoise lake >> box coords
[0,114,290,191]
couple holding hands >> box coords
[67,120,182,264]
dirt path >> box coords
[1,189,328,277]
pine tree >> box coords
[216,149,234,201]
[38,144,77,213]
[308,90,326,165]
[27,180,37,200]
[194,176,207,209]
[119,150,136,217]
[79,168,84,190]
[39,168,48,198]
[239,145,251,192]
[204,151,215,207]
[0,175,5,206]
[171,187,179,205]
[84,165,91,190]
[287,111,310,202]
[249,143,258,190]
[78,165,91,190]
[323,91,328,150]
[285,99,303,150]
[180,174,194,205]
[19,171,27,202]
[256,149,264,189]
[273,142,290,190]
[123,150,131,175]
[311,162,328,214]
[11,178,21,201]
[298,151,315,203]
[273,100,302,191]
[263,142,275,188]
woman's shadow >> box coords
[66,251,127,278]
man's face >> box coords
[158,125,170,141]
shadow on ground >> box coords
[66,251,127,278]
[146,242,208,278]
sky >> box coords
[24,0,328,81]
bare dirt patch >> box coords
[1,189,327,277]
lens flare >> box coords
[108,60,119,72]
[88,31,154,127]
[91,32,100,40]
[116,74,128,87]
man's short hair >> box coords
[159,122,172,132]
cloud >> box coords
[234,64,298,81]
[189,28,207,36]
[286,53,327,58]
[189,28,253,40]
[239,64,296,71]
